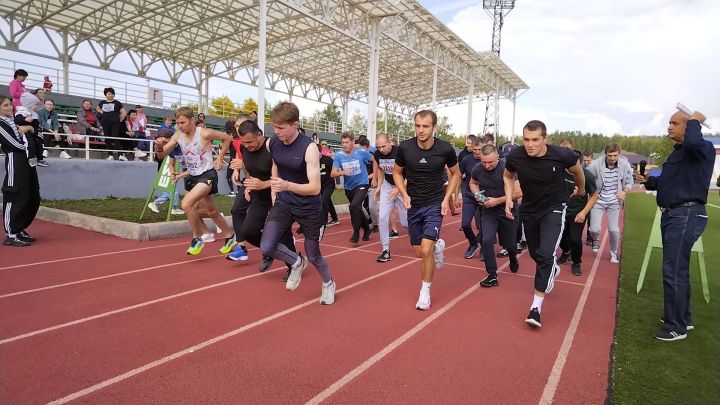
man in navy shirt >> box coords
[259,102,335,305]
[332,132,375,243]
[637,109,714,341]
[393,110,460,311]
[458,137,484,259]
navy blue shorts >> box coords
[407,204,443,245]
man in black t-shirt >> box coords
[504,120,585,328]
[225,120,297,275]
[373,132,408,263]
[96,87,126,160]
[393,110,460,311]
[318,143,337,230]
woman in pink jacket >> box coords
[9,69,28,112]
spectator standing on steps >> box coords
[97,87,127,161]
[9,69,27,112]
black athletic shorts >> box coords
[185,169,219,195]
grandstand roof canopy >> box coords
[0,0,528,111]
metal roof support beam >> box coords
[366,18,380,145]
[431,54,438,108]
[341,94,350,133]
[257,0,267,124]
[510,91,517,144]
[62,30,69,95]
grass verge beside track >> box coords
[611,192,720,404]
[41,189,350,223]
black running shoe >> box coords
[259,255,274,273]
[479,275,499,288]
[557,251,571,264]
[518,241,527,251]
[572,263,582,276]
[18,230,36,243]
[496,249,509,258]
[654,328,686,341]
[376,250,392,262]
[362,228,370,241]
[3,236,31,247]
[389,230,399,239]
[525,308,542,328]
[464,244,479,259]
[509,255,519,273]
[371,225,378,233]
[349,232,359,243]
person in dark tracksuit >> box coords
[1,95,40,246]
[470,144,520,287]
[458,137,483,260]
[503,120,585,328]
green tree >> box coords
[209,95,239,118]
[241,98,259,115]
[347,110,367,136]
[376,111,413,143]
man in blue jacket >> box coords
[637,109,714,341]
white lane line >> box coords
[325,244,587,287]
[0,243,359,345]
[0,256,220,299]
[537,230,609,405]
[707,203,719,209]
[0,226,354,271]
[47,257,421,405]
[307,255,514,404]
[0,229,358,296]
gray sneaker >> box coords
[285,255,308,291]
[320,280,336,305]
[592,240,600,253]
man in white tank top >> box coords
[156,106,236,255]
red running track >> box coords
[0,213,618,404]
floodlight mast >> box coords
[482,0,515,137]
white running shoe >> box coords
[201,233,215,243]
[43,149,49,158]
[171,208,184,215]
[610,251,619,263]
[416,289,431,311]
[320,280,336,305]
[59,150,72,159]
[118,155,128,161]
[286,256,308,291]
[434,238,446,269]
[147,202,160,213]
[134,148,148,158]
[106,155,114,161]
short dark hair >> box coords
[359,138,370,147]
[238,120,263,136]
[127,109,136,115]
[559,138,573,147]
[482,133,495,144]
[523,120,547,137]
[605,142,621,154]
[471,137,484,147]
[341,131,354,141]
[414,110,437,126]
[14,69,28,79]
[582,151,593,158]
[156,129,173,138]
[466,134,477,141]
[103,87,115,96]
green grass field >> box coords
[610,192,720,404]
[41,189,350,224]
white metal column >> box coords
[366,18,380,143]
[466,72,474,134]
[431,58,438,108]
[510,92,517,144]
[196,68,203,113]
[342,95,350,133]
[62,31,70,95]
[257,0,268,126]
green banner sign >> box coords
[139,156,180,222]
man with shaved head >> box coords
[636,109,714,342]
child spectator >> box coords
[9,69,28,112]
[14,92,49,167]
[43,76,53,93]
[124,109,149,157]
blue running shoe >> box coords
[226,245,249,261]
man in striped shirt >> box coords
[587,143,634,263]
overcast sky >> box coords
[426,0,720,136]
[3,0,718,137]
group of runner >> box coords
[150,102,638,327]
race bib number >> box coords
[343,160,361,176]
[379,158,394,174]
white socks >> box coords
[421,281,431,292]
[531,295,544,312]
